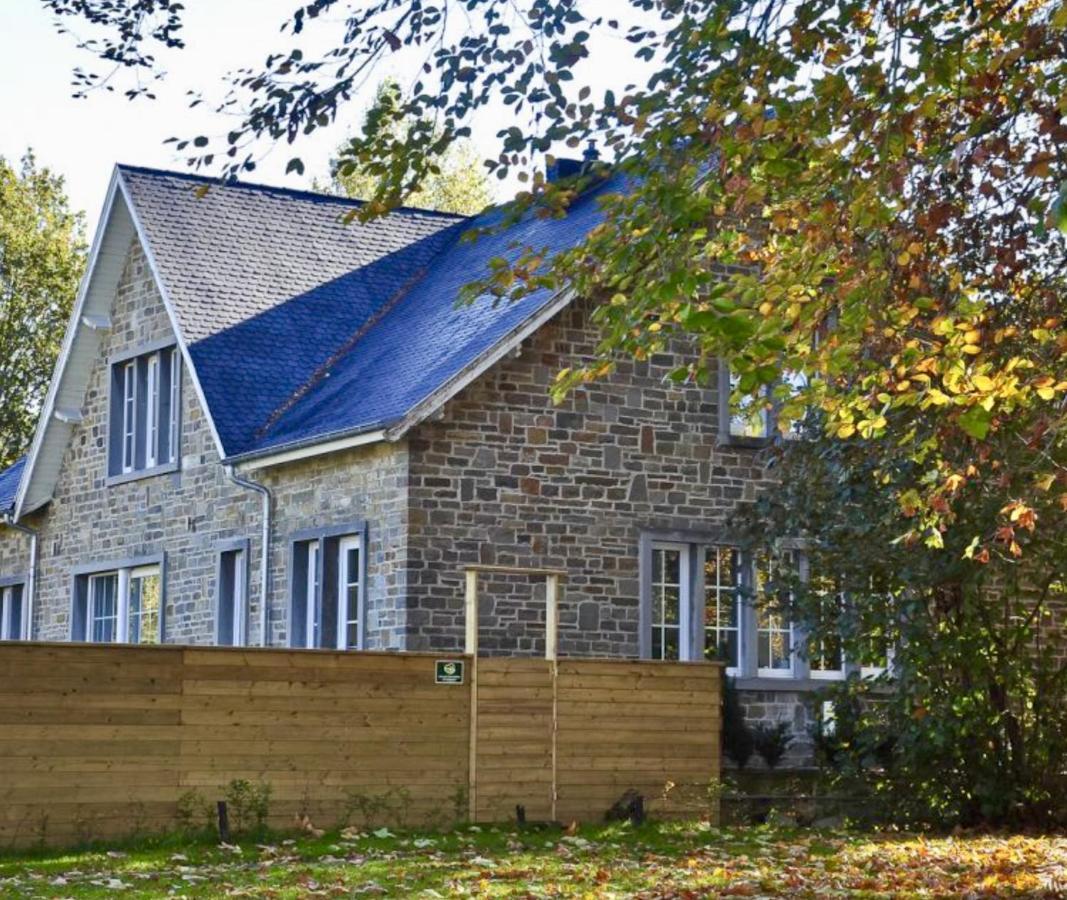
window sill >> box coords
[735,676,894,693]
[106,461,179,487]
[717,434,772,450]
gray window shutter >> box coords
[290,543,309,648]
[71,575,89,641]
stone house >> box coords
[0,164,887,765]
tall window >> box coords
[145,354,160,468]
[122,361,137,472]
[704,547,740,672]
[127,567,161,644]
[75,563,162,643]
[720,362,771,441]
[88,573,118,643]
[650,544,688,660]
[290,530,363,650]
[217,547,247,646]
[339,536,361,649]
[0,583,25,641]
[755,555,793,677]
[109,345,180,478]
[807,569,845,679]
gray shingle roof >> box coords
[120,166,468,455]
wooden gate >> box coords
[463,565,722,824]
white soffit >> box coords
[15,174,135,516]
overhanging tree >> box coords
[314,79,493,214]
[0,153,86,470]
[43,0,1066,560]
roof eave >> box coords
[385,286,576,442]
[13,170,124,521]
[227,423,395,471]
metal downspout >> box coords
[225,466,273,647]
[3,517,39,641]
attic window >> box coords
[108,345,181,481]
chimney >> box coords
[546,141,601,183]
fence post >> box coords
[546,573,560,822]
[465,569,479,822]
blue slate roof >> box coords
[0,457,26,514]
[118,164,617,458]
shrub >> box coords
[223,780,272,835]
[753,721,793,769]
[722,676,755,769]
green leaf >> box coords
[957,405,992,440]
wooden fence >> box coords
[0,643,721,848]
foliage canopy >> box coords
[0,154,86,470]
[314,80,493,215]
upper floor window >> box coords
[109,345,180,479]
[289,526,365,650]
[73,561,162,644]
[0,582,25,641]
[719,362,771,443]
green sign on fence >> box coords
[435,659,465,685]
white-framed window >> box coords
[88,572,119,643]
[339,536,361,649]
[861,644,895,679]
[127,566,162,644]
[755,554,794,677]
[168,347,180,460]
[78,563,162,644]
[650,543,690,660]
[121,361,137,473]
[109,345,180,478]
[307,540,320,648]
[217,546,247,646]
[808,569,846,680]
[0,583,26,641]
[727,368,771,439]
[290,530,363,650]
[757,606,794,676]
[703,546,741,673]
[145,353,160,468]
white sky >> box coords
[0,0,656,235]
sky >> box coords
[0,0,656,235]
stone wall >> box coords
[405,297,777,656]
[2,237,416,652]
[258,440,411,650]
[23,239,262,643]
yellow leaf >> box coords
[972,375,995,391]
[962,344,981,355]
[1037,387,1055,400]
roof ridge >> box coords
[116,163,472,221]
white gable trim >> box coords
[14,167,227,518]
[385,287,576,442]
[15,171,125,518]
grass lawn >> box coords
[0,821,1064,898]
